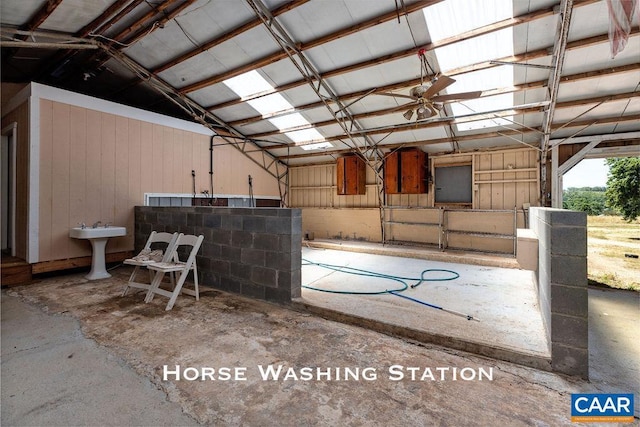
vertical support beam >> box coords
[551,144,561,208]
[244,0,387,237]
[540,0,574,206]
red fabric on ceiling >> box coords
[606,0,639,58]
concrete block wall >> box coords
[530,207,588,378]
[134,206,302,303]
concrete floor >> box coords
[296,246,550,370]
[2,245,639,425]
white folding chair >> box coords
[144,234,204,311]
[122,231,178,296]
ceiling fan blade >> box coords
[376,92,415,100]
[430,90,483,102]
[422,74,456,99]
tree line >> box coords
[563,158,639,221]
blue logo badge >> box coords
[571,393,634,423]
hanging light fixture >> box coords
[403,109,414,120]
[416,106,432,120]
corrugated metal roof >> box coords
[1,0,638,167]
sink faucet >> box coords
[78,222,86,229]
[104,222,111,228]
[92,221,102,228]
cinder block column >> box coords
[530,207,588,378]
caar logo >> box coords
[571,393,634,423]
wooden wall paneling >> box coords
[172,129,182,194]
[139,121,153,196]
[331,165,337,207]
[203,137,212,195]
[310,166,317,207]
[181,130,193,197]
[302,166,310,207]
[503,150,516,209]
[167,128,177,193]
[248,144,279,198]
[491,152,504,209]
[306,166,314,207]
[291,167,299,207]
[52,102,71,259]
[151,124,164,193]
[326,166,331,207]
[85,110,102,239]
[68,105,87,258]
[101,113,116,224]
[161,126,172,192]
[211,138,224,193]
[478,153,492,209]
[201,135,210,197]
[114,115,130,251]
[320,166,328,207]
[319,166,326,207]
[298,167,304,207]
[471,153,476,208]
[128,119,142,224]
[38,100,53,261]
[515,150,528,210]
[290,168,298,206]
[224,147,239,194]
[367,166,377,207]
[171,128,181,193]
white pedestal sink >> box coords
[70,226,127,280]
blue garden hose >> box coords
[301,258,479,321]
[302,259,459,294]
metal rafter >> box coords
[244,0,389,241]
[205,21,631,113]
[228,62,640,128]
[278,113,640,161]
[177,0,442,94]
[185,0,565,95]
[243,90,640,140]
[110,0,311,99]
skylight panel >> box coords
[300,141,333,151]
[424,0,512,41]
[423,0,515,131]
[247,93,294,116]
[269,113,310,131]
[285,128,325,144]
[223,70,329,150]
[223,70,273,99]
[431,28,513,71]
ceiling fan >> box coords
[379,49,483,121]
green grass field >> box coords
[587,216,640,291]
